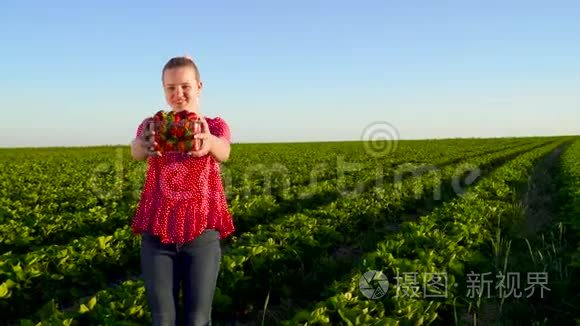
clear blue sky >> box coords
[1,0,579,147]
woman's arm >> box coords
[207,134,231,162]
[131,138,149,161]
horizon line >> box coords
[1,134,578,150]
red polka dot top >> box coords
[131,116,235,244]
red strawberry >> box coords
[170,126,179,138]
[178,110,190,119]
[177,141,186,152]
[186,112,198,120]
[176,128,185,139]
[153,110,165,121]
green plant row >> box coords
[444,139,580,324]
[555,139,580,322]
[558,139,580,269]
[214,139,553,320]
[282,139,571,325]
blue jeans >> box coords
[140,229,222,326]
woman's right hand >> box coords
[132,119,162,159]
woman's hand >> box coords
[187,117,213,157]
[187,117,231,162]
[131,119,162,160]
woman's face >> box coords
[162,66,202,112]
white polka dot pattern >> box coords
[131,116,235,244]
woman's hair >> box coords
[162,56,201,83]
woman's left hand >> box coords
[188,117,213,157]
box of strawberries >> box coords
[147,110,203,154]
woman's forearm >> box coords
[208,135,230,162]
[131,139,148,161]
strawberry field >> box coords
[1,136,579,325]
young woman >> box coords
[130,56,235,326]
